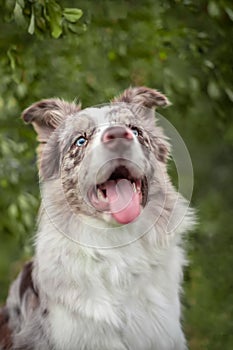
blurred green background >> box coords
[0,0,232,349]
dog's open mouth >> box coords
[89,165,147,224]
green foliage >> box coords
[0,0,232,349]
[3,0,83,38]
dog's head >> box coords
[22,87,171,226]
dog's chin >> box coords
[88,165,148,225]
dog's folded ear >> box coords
[22,98,80,143]
[112,86,171,108]
[22,98,81,178]
[113,87,171,163]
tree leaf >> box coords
[207,1,221,18]
[225,88,233,102]
[28,7,35,35]
[63,8,83,23]
[7,46,17,71]
[16,0,25,7]
[225,7,233,21]
[46,0,63,38]
[13,2,25,26]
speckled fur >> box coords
[0,87,195,350]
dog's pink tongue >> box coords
[105,179,140,224]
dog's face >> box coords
[22,87,170,226]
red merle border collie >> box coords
[0,87,195,350]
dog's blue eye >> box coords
[131,128,139,137]
[75,137,87,147]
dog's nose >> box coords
[102,126,133,147]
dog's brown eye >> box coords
[75,136,87,147]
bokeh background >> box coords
[0,0,232,349]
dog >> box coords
[0,87,195,350]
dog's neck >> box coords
[33,198,189,302]
[33,206,188,350]
[34,177,194,306]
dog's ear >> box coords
[22,98,81,178]
[113,87,171,163]
[22,98,80,143]
[112,86,171,108]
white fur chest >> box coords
[36,227,186,350]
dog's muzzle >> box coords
[84,126,149,225]
[88,161,148,225]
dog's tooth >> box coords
[97,188,107,201]
[132,182,137,193]
[97,188,103,199]
[136,179,142,192]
